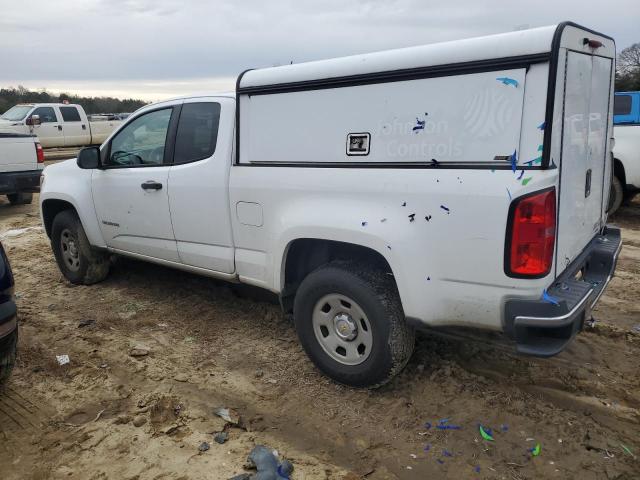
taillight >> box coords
[505,188,556,278]
[35,142,45,163]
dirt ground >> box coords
[0,193,638,480]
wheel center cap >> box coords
[334,313,358,341]
[68,240,78,257]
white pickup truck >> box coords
[0,133,43,204]
[609,91,640,213]
[39,23,621,387]
[0,103,122,149]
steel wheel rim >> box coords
[312,293,373,366]
[60,228,81,272]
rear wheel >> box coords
[293,261,414,388]
[7,193,33,205]
[51,210,110,285]
[0,329,17,390]
[608,175,624,215]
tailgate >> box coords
[0,134,38,172]
[556,50,613,273]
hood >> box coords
[44,158,77,174]
[0,119,27,129]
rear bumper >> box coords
[0,170,41,194]
[504,226,622,357]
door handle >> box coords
[141,181,162,191]
[57,125,62,131]
[82,124,86,130]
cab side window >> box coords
[60,106,82,122]
[614,95,631,116]
[31,107,57,123]
[174,102,221,164]
[106,108,173,167]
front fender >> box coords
[40,161,106,248]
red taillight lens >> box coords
[507,188,556,277]
[35,142,45,163]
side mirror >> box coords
[26,115,41,126]
[77,146,101,169]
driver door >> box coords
[91,105,181,262]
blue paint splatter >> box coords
[538,121,546,130]
[501,424,509,432]
[436,459,445,465]
[496,77,519,88]
[439,418,450,425]
[542,289,560,306]
[436,424,461,430]
[474,466,481,473]
[440,205,450,214]
[361,221,367,227]
[443,449,453,457]
[517,169,524,180]
[424,444,431,452]
[424,422,432,430]
[413,118,426,132]
[506,187,512,200]
[510,150,518,172]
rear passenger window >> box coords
[31,107,57,123]
[614,95,632,116]
[60,106,82,122]
[174,103,221,164]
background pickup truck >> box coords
[0,103,122,148]
[0,133,43,205]
[40,23,621,388]
[610,91,640,213]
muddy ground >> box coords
[0,193,638,480]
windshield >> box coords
[1,105,32,122]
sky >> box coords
[1,0,638,102]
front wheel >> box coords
[293,261,415,388]
[51,210,110,285]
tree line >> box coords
[0,86,147,115]
[616,43,640,91]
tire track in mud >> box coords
[0,387,46,431]
[0,387,49,457]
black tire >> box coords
[293,261,415,388]
[51,210,110,285]
[7,192,33,205]
[0,329,17,390]
[608,175,624,215]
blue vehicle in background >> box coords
[614,91,640,125]
[610,92,640,214]
[0,241,17,389]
